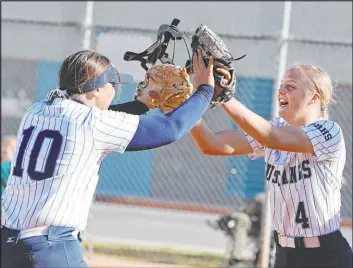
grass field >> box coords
[82,241,226,268]
[85,252,193,268]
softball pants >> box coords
[274,230,353,268]
[1,226,88,268]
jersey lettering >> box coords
[13,127,63,181]
[1,99,139,231]
[266,161,312,186]
[244,117,345,237]
[302,160,311,179]
[295,201,310,229]
[313,123,332,141]
[13,126,35,177]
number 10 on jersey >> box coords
[12,126,63,181]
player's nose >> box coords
[278,85,286,95]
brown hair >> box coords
[291,64,336,111]
[58,50,111,95]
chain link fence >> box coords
[2,8,352,266]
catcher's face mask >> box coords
[124,18,192,72]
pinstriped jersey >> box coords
[245,117,345,238]
[1,98,139,231]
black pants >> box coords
[274,230,353,268]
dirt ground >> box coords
[84,252,193,268]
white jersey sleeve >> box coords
[92,108,139,154]
[300,119,344,162]
[244,117,284,160]
[244,133,265,160]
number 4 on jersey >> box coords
[295,201,310,229]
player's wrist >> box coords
[197,84,214,90]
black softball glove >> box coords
[189,24,246,108]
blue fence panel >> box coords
[226,77,274,198]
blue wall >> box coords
[35,61,61,101]
[225,78,274,197]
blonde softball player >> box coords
[189,64,352,268]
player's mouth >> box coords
[278,98,289,108]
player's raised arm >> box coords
[92,50,215,153]
[189,119,253,156]
[125,50,215,151]
[185,24,340,156]
[221,65,344,157]
[222,98,317,153]
[188,66,252,156]
[181,24,254,156]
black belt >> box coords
[273,230,343,249]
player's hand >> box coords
[215,67,232,98]
[216,67,231,85]
[193,48,215,89]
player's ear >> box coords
[310,92,320,104]
[93,88,101,96]
[86,90,98,100]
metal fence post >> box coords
[82,1,94,50]
[257,2,293,268]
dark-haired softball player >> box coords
[1,50,215,268]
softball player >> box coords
[1,50,215,268]
[189,64,352,267]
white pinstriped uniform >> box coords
[245,117,345,238]
[1,98,139,231]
